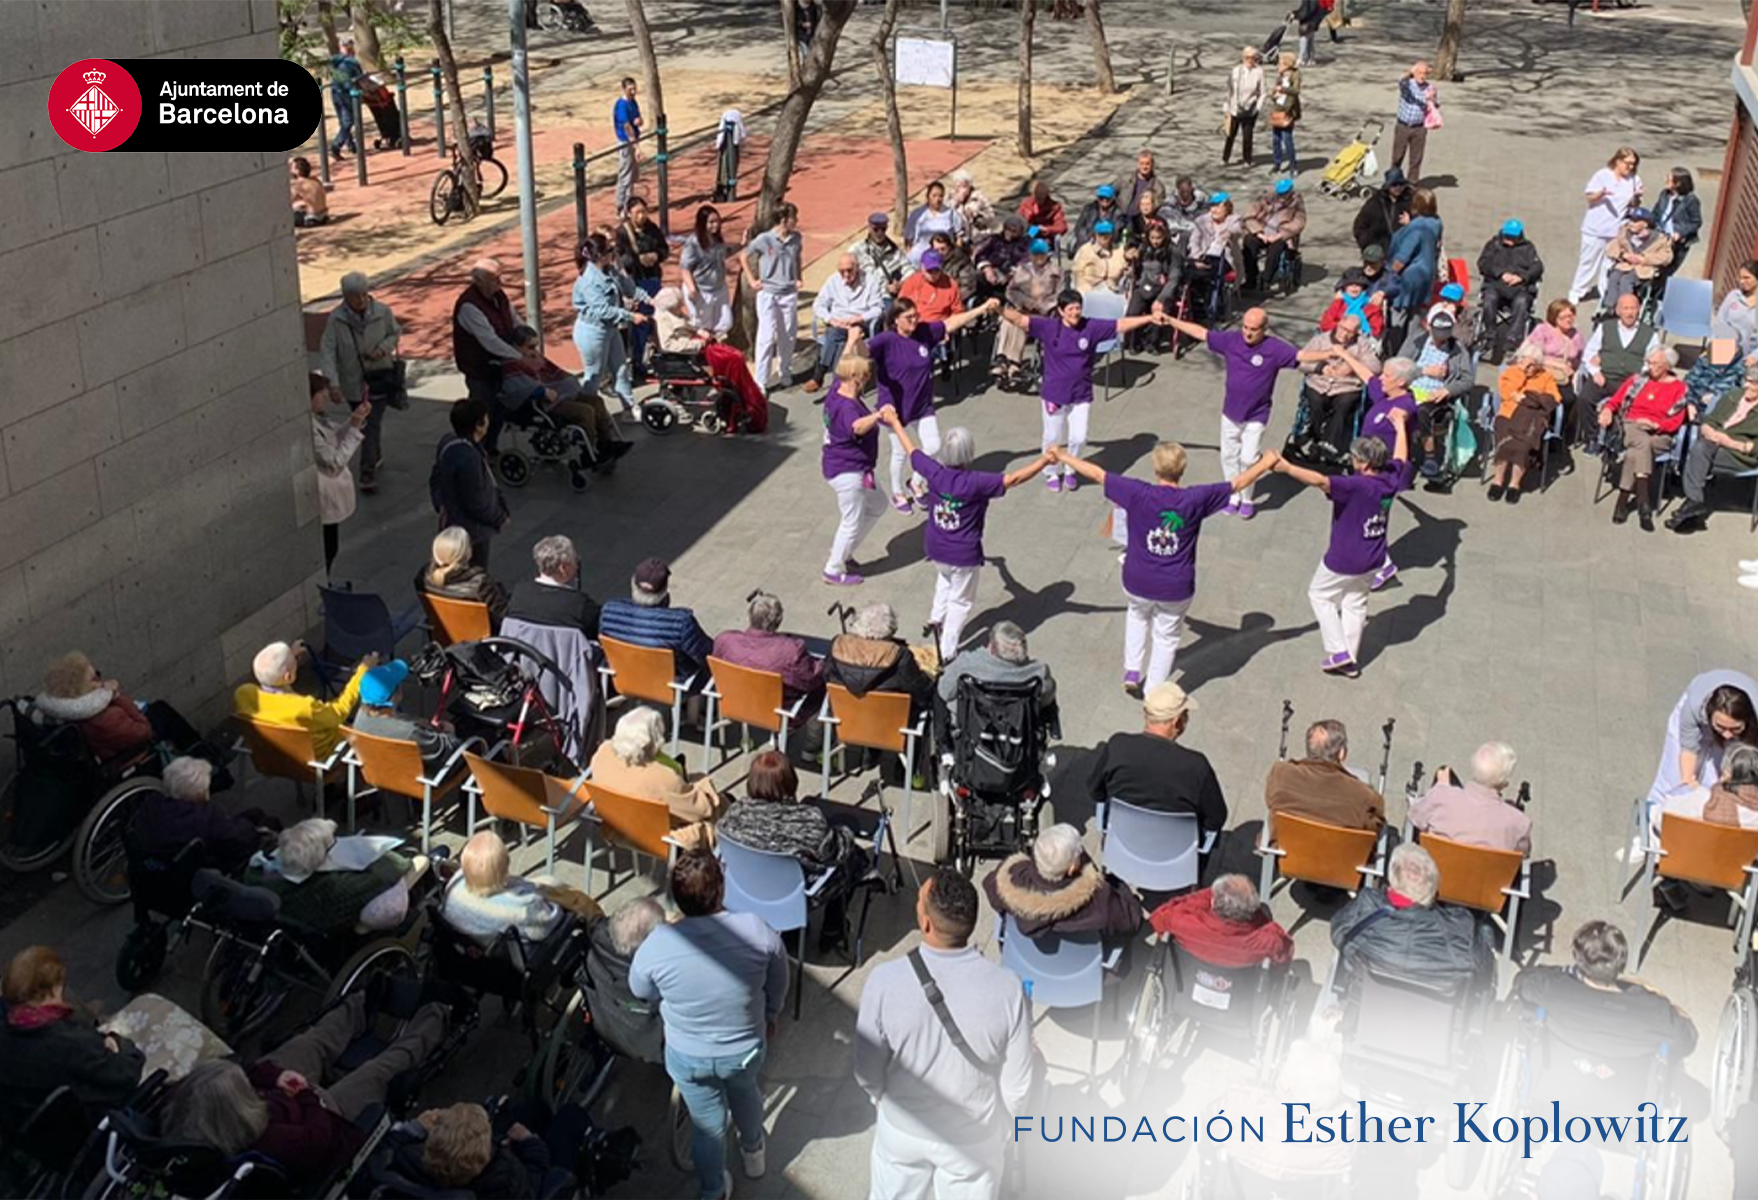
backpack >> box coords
[949,676,1045,798]
[428,434,466,518]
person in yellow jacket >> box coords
[234,640,379,760]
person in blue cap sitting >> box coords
[1242,178,1308,295]
[1603,207,1674,310]
[1475,219,1544,364]
[1072,183,1122,250]
[1071,219,1129,292]
[349,660,461,769]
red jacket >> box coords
[79,693,152,762]
[1148,887,1294,967]
[1604,375,1687,432]
[1017,196,1068,239]
[1319,294,1385,338]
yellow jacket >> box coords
[234,664,369,760]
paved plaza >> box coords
[6,0,1758,1196]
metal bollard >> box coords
[317,109,332,184]
[655,116,670,238]
[1166,48,1175,95]
[351,86,368,185]
[431,65,447,156]
[482,64,495,141]
[573,141,588,245]
[394,57,411,155]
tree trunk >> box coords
[429,0,479,205]
[781,0,802,89]
[317,0,342,55]
[1017,0,1035,157]
[625,0,665,158]
[1435,0,1466,80]
[1085,0,1117,94]
[348,1,383,68]
[874,0,909,234]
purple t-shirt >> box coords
[870,323,946,424]
[1105,475,1235,603]
[1029,315,1120,409]
[1208,329,1301,425]
[913,449,1006,568]
[821,381,878,479]
[1360,377,1419,449]
[1324,459,1415,576]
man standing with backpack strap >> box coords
[855,868,1037,1200]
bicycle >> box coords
[429,142,510,226]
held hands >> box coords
[1597,409,1615,429]
[1387,406,1411,429]
[983,297,1002,314]
[629,312,648,326]
[276,1070,309,1095]
[878,405,903,429]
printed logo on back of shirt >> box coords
[933,495,963,531]
[1146,510,1186,557]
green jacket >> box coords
[1706,395,1758,470]
[247,852,410,934]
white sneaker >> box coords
[742,1138,766,1179]
[1740,574,1758,591]
[1741,559,1758,573]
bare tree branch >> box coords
[874,0,909,234]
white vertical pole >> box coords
[508,0,542,349]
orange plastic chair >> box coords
[820,684,927,841]
[344,727,478,851]
[578,778,683,894]
[233,715,347,813]
[419,593,493,646]
[599,637,695,763]
[703,657,811,768]
[1629,799,1758,963]
[1415,831,1529,965]
[462,750,593,883]
[1255,812,1386,900]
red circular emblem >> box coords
[47,59,143,152]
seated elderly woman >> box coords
[440,829,572,947]
[0,945,146,1116]
[416,526,511,628]
[585,897,665,1063]
[497,324,628,470]
[650,286,766,430]
[587,708,722,850]
[349,659,461,769]
[235,640,377,761]
[1487,342,1562,503]
[1598,345,1688,531]
[983,822,1142,940]
[163,990,452,1191]
[132,757,277,877]
[1660,743,1758,830]
[711,591,825,704]
[33,651,208,766]
[1518,300,1587,444]
[384,1100,590,1198]
[825,602,936,717]
[244,818,418,935]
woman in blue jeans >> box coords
[572,233,645,415]
[628,852,789,1200]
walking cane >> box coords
[1277,698,1294,761]
[1376,717,1397,795]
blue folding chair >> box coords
[998,913,1120,1082]
[316,584,422,693]
[1080,289,1129,401]
[1095,801,1214,895]
[1734,466,1758,533]
[1659,277,1714,344]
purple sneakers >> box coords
[1371,560,1398,591]
[1046,475,1063,493]
[1321,651,1360,677]
[823,570,864,586]
[1122,671,1144,697]
[1063,474,1079,493]
[1237,501,1256,520]
[891,493,914,514]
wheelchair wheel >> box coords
[116,922,170,994]
[1714,988,1757,1133]
[72,776,159,906]
[0,771,80,873]
[1482,1034,1523,1199]
[323,938,418,1009]
[928,790,952,865]
[496,448,533,488]
[200,939,289,1044]
[1121,952,1167,1104]
[539,1,565,29]
[535,989,597,1110]
[1658,1122,1691,1199]
[641,401,679,436]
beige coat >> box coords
[312,414,363,525]
[587,742,723,850]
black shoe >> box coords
[1638,508,1655,532]
[602,439,634,460]
[1486,483,1505,502]
[1612,493,1632,525]
[1666,502,1707,532]
[1505,487,1521,505]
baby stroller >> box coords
[1317,117,1384,200]
[411,638,578,771]
[929,676,1058,877]
[362,78,402,150]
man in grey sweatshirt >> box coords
[854,868,1036,1199]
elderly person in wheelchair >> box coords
[377,1097,614,1199]
[983,822,1142,942]
[1598,344,1688,531]
[1330,843,1491,992]
[245,817,420,935]
[1487,342,1562,504]
[650,286,766,434]
[440,829,579,948]
[1512,920,1696,1071]
[131,756,277,878]
[33,651,211,768]
[585,897,665,1064]
[497,324,630,473]
[0,945,146,1116]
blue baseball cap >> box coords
[1440,283,1465,302]
[1628,206,1656,224]
[1095,184,1116,199]
[1210,191,1230,205]
[867,212,889,228]
[360,659,410,707]
[1274,178,1294,196]
[1500,219,1524,238]
[1029,238,1051,255]
[1093,220,1115,235]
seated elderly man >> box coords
[245,817,418,935]
[898,249,966,325]
[497,325,628,469]
[586,897,665,1063]
[1240,178,1307,295]
[505,534,601,637]
[1408,741,1532,854]
[1263,719,1385,832]
[1085,684,1227,835]
[1402,309,1475,479]
[1295,314,1382,466]
[131,757,276,877]
[806,253,885,393]
[711,591,824,702]
[983,823,1143,940]
[1668,364,1758,536]
[973,214,1031,304]
[1512,920,1697,1061]
[936,621,1059,733]
[599,558,715,686]
[1603,208,1674,309]
[349,660,461,769]
[824,602,935,715]
[1148,874,1293,967]
[587,708,722,849]
[1330,844,1490,989]
[235,640,377,760]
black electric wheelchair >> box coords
[928,676,1059,877]
[1283,383,1368,474]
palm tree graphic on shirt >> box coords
[933,494,963,532]
[1146,510,1185,557]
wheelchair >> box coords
[0,1072,130,1200]
[0,696,167,904]
[994,322,1046,395]
[1713,932,1758,1134]
[1413,395,1477,492]
[644,352,742,436]
[494,402,603,494]
[1120,939,1296,1104]
[928,676,1058,877]
[1283,383,1366,474]
[115,827,221,993]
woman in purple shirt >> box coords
[1055,441,1281,695]
[998,290,1166,492]
[878,409,1051,661]
[869,296,999,514]
[1273,406,1413,677]
[1348,356,1421,590]
[821,356,894,586]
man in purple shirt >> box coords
[879,411,1051,662]
[1164,307,1325,519]
[1054,441,1281,695]
[712,591,825,702]
[1273,405,1413,677]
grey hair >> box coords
[163,1060,270,1156]
[1350,437,1390,470]
[1387,843,1440,907]
[609,707,666,766]
[1306,720,1348,763]
[252,641,298,689]
[1383,357,1421,387]
[1724,744,1758,789]
[1512,341,1545,366]
[989,621,1028,664]
[1210,873,1262,922]
[748,592,784,633]
[850,603,898,640]
[532,534,577,579]
[1648,345,1680,370]
[1031,823,1083,878]
[607,896,665,956]
[278,818,338,877]
[950,168,974,186]
[340,271,370,296]
[629,575,666,607]
[939,427,976,469]
[1469,741,1518,791]
[162,756,214,803]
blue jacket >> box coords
[600,599,715,680]
[1387,215,1442,311]
[572,263,634,334]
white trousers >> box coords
[753,287,799,388]
[1220,416,1266,504]
[869,1110,1005,1200]
[930,564,981,661]
[1041,402,1091,477]
[888,415,942,498]
[687,285,733,337]
[1124,592,1193,687]
[1570,233,1613,303]
[826,472,886,573]
[1308,562,1372,659]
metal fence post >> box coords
[483,64,496,141]
[573,141,588,245]
[395,57,411,155]
[317,109,332,184]
[431,64,447,156]
[655,115,670,238]
[1166,48,1175,95]
[351,87,368,185]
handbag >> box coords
[364,360,409,410]
[1422,99,1444,130]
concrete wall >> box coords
[0,0,323,728]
